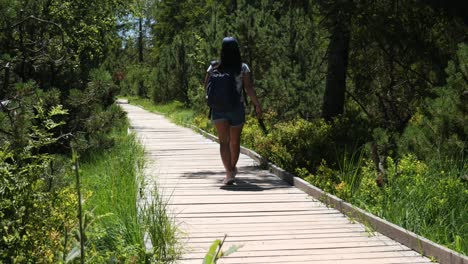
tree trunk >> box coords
[1,64,10,100]
[322,21,350,121]
[228,0,237,15]
[138,17,145,97]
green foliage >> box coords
[0,0,183,262]
[249,118,332,172]
[0,0,131,154]
[232,0,327,120]
[398,44,468,163]
[203,239,223,264]
[0,91,73,262]
[65,68,125,154]
[303,160,340,194]
[0,87,162,262]
[353,155,468,254]
[348,0,465,133]
[78,124,146,261]
[119,64,154,97]
[335,147,365,200]
[203,235,242,264]
[142,189,181,263]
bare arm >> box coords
[243,72,263,119]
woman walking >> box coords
[204,37,263,185]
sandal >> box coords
[223,177,235,185]
[223,169,236,185]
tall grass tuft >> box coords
[336,146,365,199]
[79,116,180,262]
[141,187,181,263]
[354,154,468,255]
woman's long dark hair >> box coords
[219,37,242,75]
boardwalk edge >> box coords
[192,125,468,264]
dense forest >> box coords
[1,0,467,262]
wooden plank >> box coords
[183,235,395,245]
[183,227,367,238]
[182,240,402,253]
[179,221,365,229]
[181,245,412,258]
[163,195,316,204]
[184,232,378,243]
[182,251,424,262]
[174,215,350,225]
[179,255,429,264]
[168,202,338,213]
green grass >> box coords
[141,188,180,263]
[78,111,180,262]
[80,124,144,255]
[336,146,365,199]
[352,155,468,255]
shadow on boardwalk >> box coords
[181,166,292,192]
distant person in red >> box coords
[204,37,262,185]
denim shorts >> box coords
[211,105,245,126]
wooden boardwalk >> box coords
[121,103,435,264]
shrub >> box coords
[251,118,332,172]
[65,68,126,155]
[303,160,340,194]
[0,90,75,262]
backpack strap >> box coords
[207,61,219,118]
[210,60,220,70]
[242,71,248,106]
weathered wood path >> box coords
[121,103,435,264]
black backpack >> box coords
[206,64,241,112]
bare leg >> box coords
[230,124,243,176]
[214,121,233,179]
